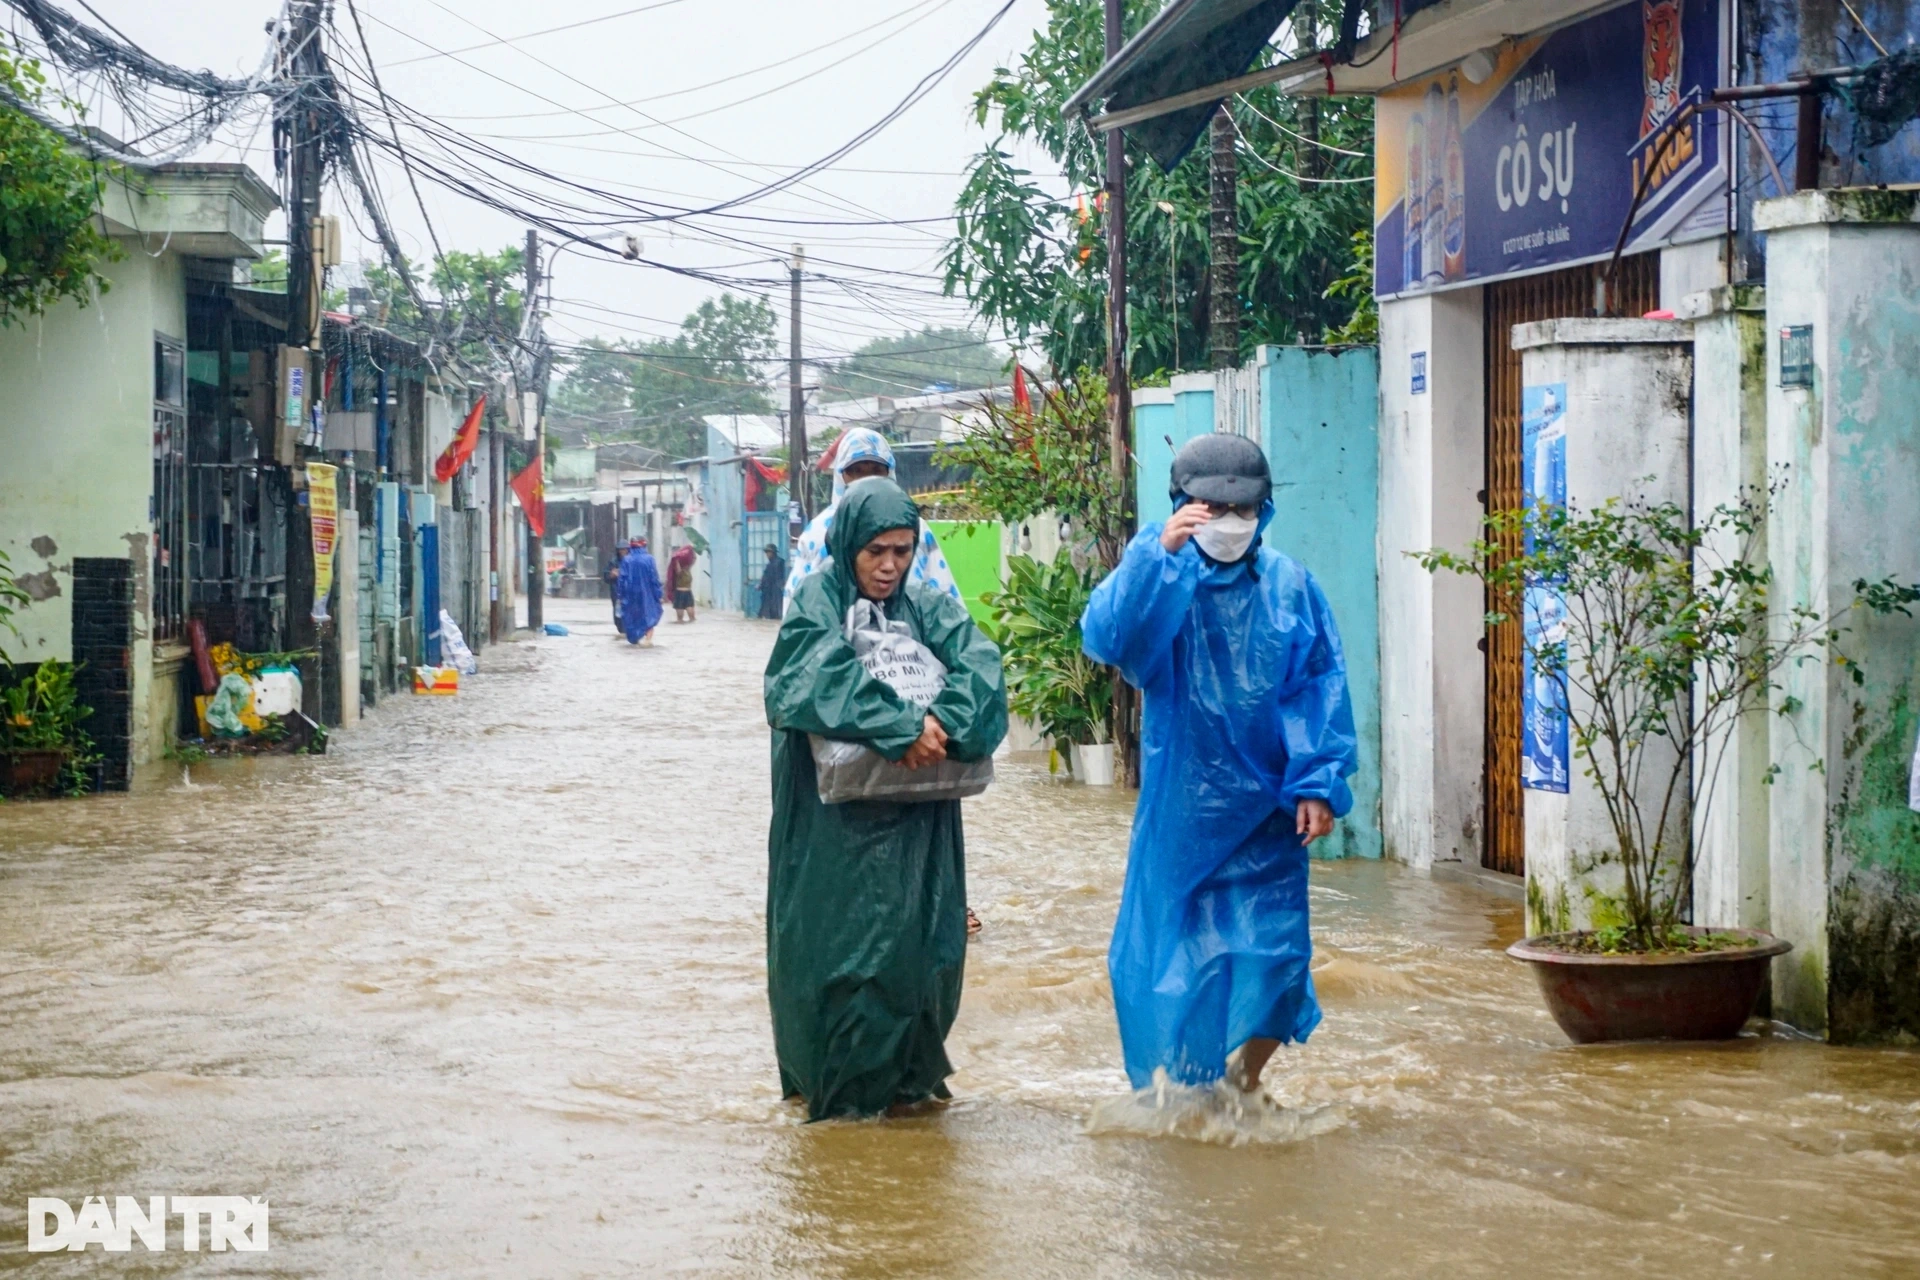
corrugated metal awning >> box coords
[1063,0,1303,170]
[1067,0,1610,167]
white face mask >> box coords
[1192,511,1259,562]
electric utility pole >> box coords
[1208,107,1240,371]
[789,246,810,519]
[1104,0,1138,787]
[283,0,324,351]
[277,0,327,724]
[525,229,546,633]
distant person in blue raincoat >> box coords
[1081,433,1358,1096]
[617,536,665,647]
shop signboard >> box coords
[1374,0,1727,298]
[306,461,338,623]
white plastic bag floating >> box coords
[811,600,994,805]
[437,608,478,675]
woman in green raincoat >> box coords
[763,478,1007,1119]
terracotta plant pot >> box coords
[0,748,69,797]
[1507,927,1792,1044]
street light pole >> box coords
[525,229,546,633]
[789,246,810,520]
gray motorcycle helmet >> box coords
[1169,432,1272,506]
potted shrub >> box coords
[1,660,96,797]
[1419,493,1920,1042]
[984,549,1115,783]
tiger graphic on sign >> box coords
[1642,0,1683,136]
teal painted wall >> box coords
[704,430,744,612]
[1260,346,1383,860]
[1132,383,1215,529]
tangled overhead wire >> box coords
[3,0,1015,375]
[1,0,285,164]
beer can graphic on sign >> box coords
[1422,82,1446,286]
[1442,73,1467,280]
[1404,111,1425,288]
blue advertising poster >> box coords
[1374,0,1727,297]
[1521,382,1569,793]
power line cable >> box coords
[387,0,696,68]
[431,0,947,119]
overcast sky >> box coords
[57,0,1061,377]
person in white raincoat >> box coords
[783,428,960,612]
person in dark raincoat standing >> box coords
[763,478,1007,1119]
[1082,433,1358,1097]
[617,536,664,646]
[756,542,786,620]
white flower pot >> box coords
[1070,742,1115,786]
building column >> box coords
[1376,288,1485,869]
[1677,284,1771,933]
[1759,189,1920,1040]
[1512,319,1693,935]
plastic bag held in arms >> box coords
[810,600,994,804]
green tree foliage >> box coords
[361,245,526,372]
[985,549,1112,747]
[550,292,779,459]
[549,337,633,423]
[819,326,1007,401]
[0,547,31,663]
[1321,228,1379,344]
[942,0,1374,374]
[940,369,1128,568]
[0,37,119,326]
[246,248,288,292]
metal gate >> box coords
[1482,254,1660,876]
[741,511,785,618]
[152,334,188,643]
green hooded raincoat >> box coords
[763,479,1008,1119]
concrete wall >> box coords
[0,247,185,765]
[1680,285,1773,933]
[1513,320,1693,936]
[1759,189,1920,1041]
[1133,376,1216,529]
[1376,288,1487,869]
[704,430,745,613]
[1131,388,1177,529]
[1260,346,1382,859]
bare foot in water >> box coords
[966,908,982,936]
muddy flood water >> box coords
[2,599,1918,1276]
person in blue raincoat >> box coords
[1081,433,1358,1095]
[617,536,665,646]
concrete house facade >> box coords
[1074,0,1920,1039]
[0,161,277,782]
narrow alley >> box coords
[0,599,1914,1275]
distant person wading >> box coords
[665,542,698,624]
[616,536,665,647]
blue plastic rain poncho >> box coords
[784,428,961,611]
[617,542,664,643]
[1081,501,1359,1088]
